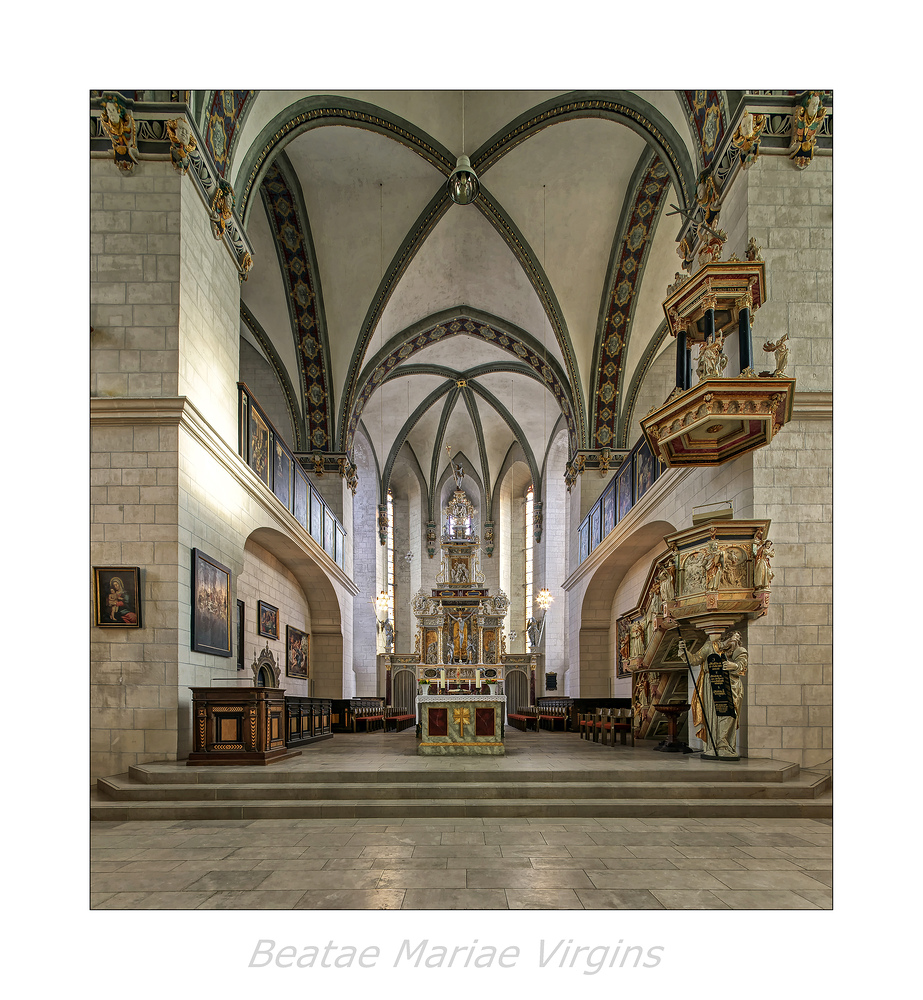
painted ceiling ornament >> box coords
[99,93,139,172]
[210,179,235,240]
[165,117,197,174]
[730,110,767,169]
[789,91,827,169]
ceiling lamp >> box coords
[448,155,480,205]
[536,588,553,612]
[447,92,479,205]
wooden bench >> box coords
[384,710,416,733]
[508,709,539,732]
[351,709,384,733]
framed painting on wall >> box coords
[236,600,245,670]
[286,625,309,679]
[191,549,232,656]
[617,461,632,520]
[272,439,291,509]
[310,486,323,542]
[635,439,656,501]
[258,600,279,640]
[293,464,308,530]
[603,487,615,538]
[94,566,141,627]
[248,403,271,488]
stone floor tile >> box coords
[346,832,444,846]
[413,845,501,857]
[674,846,749,858]
[586,869,728,890]
[401,888,509,909]
[710,870,830,891]
[710,890,822,909]
[506,889,583,909]
[259,869,384,890]
[110,860,187,873]
[669,858,746,871]
[575,889,665,909]
[804,870,833,887]
[786,858,832,870]
[483,833,548,845]
[440,831,487,845]
[195,890,308,909]
[184,871,273,892]
[564,845,634,858]
[601,858,683,870]
[91,861,135,872]
[624,846,686,858]
[445,857,532,868]
[93,891,218,909]
[792,888,833,908]
[296,846,365,858]
[500,846,571,858]
[529,857,605,869]
[91,872,205,893]
[377,869,467,889]
[466,868,595,889]
[248,858,329,871]
[776,845,833,858]
[133,848,235,861]
[733,858,806,871]
[358,846,414,858]
[228,846,313,859]
[294,889,406,909]
[649,890,731,909]
[320,859,377,869]
[366,857,448,869]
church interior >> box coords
[89,87,833,912]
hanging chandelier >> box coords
[536,588,553,612]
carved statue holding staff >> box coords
[680,631,748,759]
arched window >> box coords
[386,489,395,632]
[525,485,534,628]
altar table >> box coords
[416,694,506,755]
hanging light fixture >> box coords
[375,590,390,621]
[536,588,553,612]
[447,91,479,205]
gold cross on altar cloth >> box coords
[453,707,471,738]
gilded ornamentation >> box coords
[378,504,389,545]
[745,237,763,262]
[165,117,197,173]
[667,272,690,296]
[238,251,253,281]
[762,333,790,376]
[210,179,235,239]
[697,228,728,267]
[753,530,775,590]
[695,172,720,228]
[789,91,827,170]
[696,333,729,380]
[730,110,767,169]
[99,93,139,172]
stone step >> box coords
[126,760,804,786]
[90,790,832,822]
[98,773,829,803]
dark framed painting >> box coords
[617,462,632,520]
[324,509,335,557]
[293,464,308,530]
[191,548,232,656]
[258,600,279,640]
[310,486,323,542]
[272,439,291,509]
[635,439,656,501]
[603,487,615,537]
[286,624,309,679]
[94,566,142,628]
[248,403,271,487]
[236,600,245,670]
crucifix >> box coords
[453,706,471,738]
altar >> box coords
[417,694,506,755]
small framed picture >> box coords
[258,600,279,640]
[191,549,232,656]
[94,567,142,628]
[286,625,309,679]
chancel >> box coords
[89,88,833,910]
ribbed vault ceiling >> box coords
[232,90,709,503]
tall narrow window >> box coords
[525,486,534,628]
[386,489,395,633]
